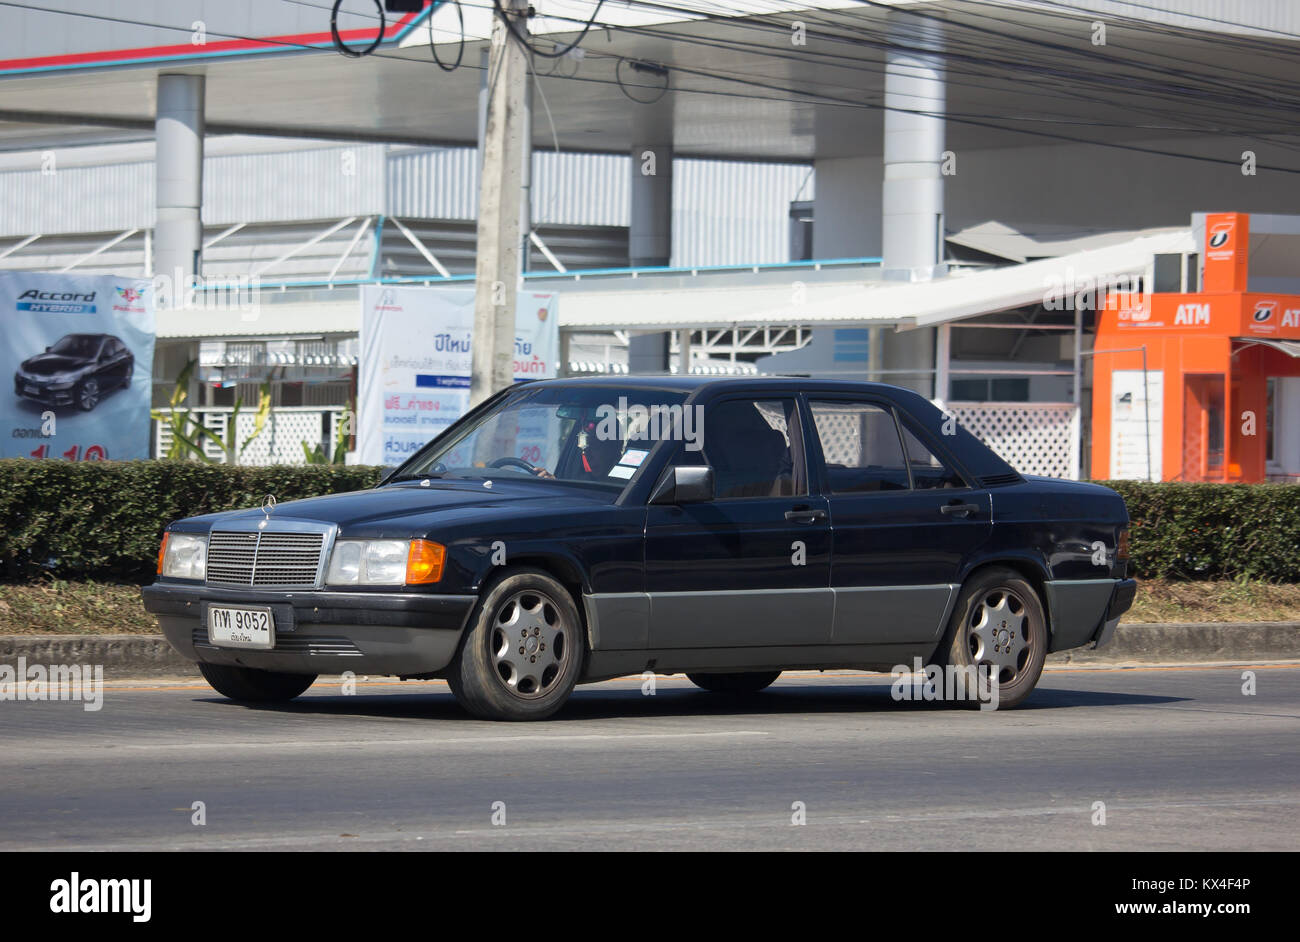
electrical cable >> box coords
[430,0,465,71]
[492,0,606,59]
[615,58,670,104]
[330,0,385,58]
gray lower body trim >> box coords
[830,584,958,645]
[585,583,959,652]
[1044,578,1121,652]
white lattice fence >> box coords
[154,411,228,462]
[948,402,1080,480]
[237,410,330,465]
[153,407,344,465]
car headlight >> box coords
[158,532,207,580]
[326,539,445,586]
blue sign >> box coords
[2,272,156,460]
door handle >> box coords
[785,508,827,523]
[940,503,980,517]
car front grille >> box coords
[206,530,325,588]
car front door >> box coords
[806,397,992,650]
[644,394,833,649]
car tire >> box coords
[686,671,781,694]
[75,378,99,411]
[75,379,99,410]
[198,663,317,702]
[447,569,585,721]
[934,567,1048,710]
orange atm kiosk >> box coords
[1092,212,1300,482]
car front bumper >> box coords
[141,583,479,677]
[14,376,76,406]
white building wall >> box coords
[673,158,813,267]
[813,135,1300,260]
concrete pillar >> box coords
[154,74,205,286]
[630,145,672,268]
[881,19,945,281]
[880,18,945,396]
[628,332,671,375]
[626,145,674,371]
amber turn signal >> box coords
[156,532,170,575]
[406,539,446,584]
[1117,528,1130,560]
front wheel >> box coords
[447,569,584,721]
[687,671,781,694]
[935,567,1048,710]
[198,663,317,702]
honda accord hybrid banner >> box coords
[357,285,559,466]
[2,271,155,460]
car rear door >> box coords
[643,394,833,648]
[806,396,992,648]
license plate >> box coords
[208,605,275,650]
[24,384,37,396]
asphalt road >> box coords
[2,665,1297,851]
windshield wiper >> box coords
[385,471,450,483]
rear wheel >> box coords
[447,569,584,721]
[935,567,1047,710]
[198,663,317,702]
[687,671,781,694]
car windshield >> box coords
[49,335,101,358]
[394,385,692,489]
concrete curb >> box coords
[1047,622,1300,665]
[0,622,1297,678]
[0,634,197,677]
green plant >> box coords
[1099,481,1300,581]
[149,359,274,464]
[0,460,383,583]
[301,409,352,465]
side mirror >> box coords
[650,465,714,504]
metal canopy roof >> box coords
[2,2,1299,162]
[151,227,1193,338]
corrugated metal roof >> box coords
[0,140,813,268]
[674,159,813,267]
[205,145,386,224]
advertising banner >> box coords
[357,286,559,466]
[2,271,155,460]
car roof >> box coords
[525,374,915,394]
[521,375,1021,484]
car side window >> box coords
[900,425,967,489]
[693,398,804,499]
[809,400,909,493]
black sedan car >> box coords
[144,377,1135,720]
[14,332,134,411]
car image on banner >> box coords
[15,332,135,411]
[1,272,155,460]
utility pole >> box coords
[470,0,529,407]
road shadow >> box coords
[190,679,1189,723]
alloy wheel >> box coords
[490,590,570,700]
[967,587,1033,686]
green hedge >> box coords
[0,460,382,584]
[0,462,1297,584]
[1102,481,1300,582]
